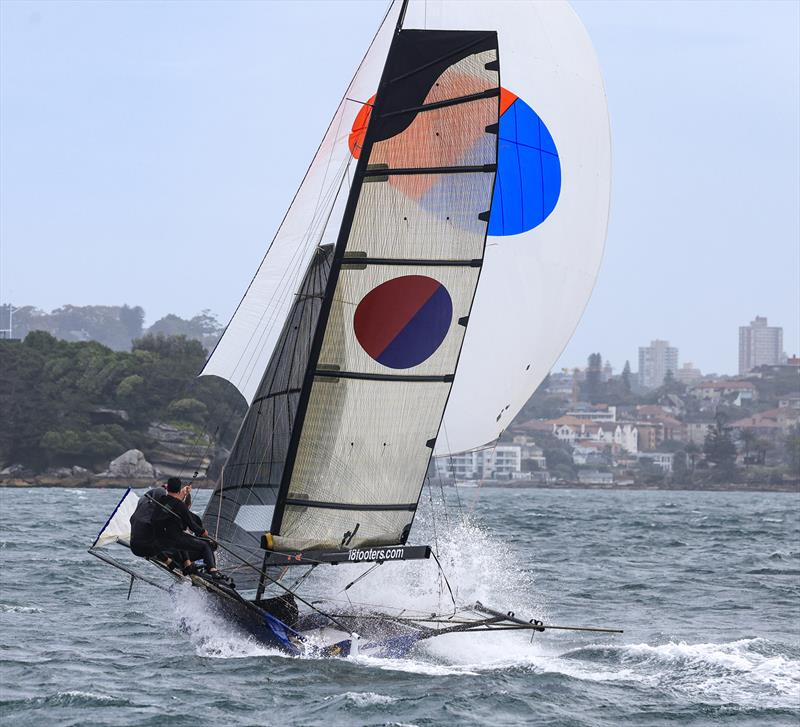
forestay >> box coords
[269,27,500,551]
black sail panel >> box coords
[202,245,333,587]
[271,29,500,551]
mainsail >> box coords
[200,1,611,458]
[204,20,500,563]
[271,28,500,551]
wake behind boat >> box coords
[90,0,613,659]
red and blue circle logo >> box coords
[353,275,452,369]
[349,87,560,237]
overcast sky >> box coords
[1,0,798,375]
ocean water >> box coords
[0,486,798,726]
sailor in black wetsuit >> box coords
[153,477,226,582]
[129,484,169,560]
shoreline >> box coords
[0,477,213,490]
[1,478,797,494]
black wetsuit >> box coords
[129,487,168,558]
[153,495,216,569]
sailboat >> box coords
[90,0,612,658]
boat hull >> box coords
[194,577,423,658]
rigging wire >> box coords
[430,550,457,617]
[177,424,220,483]
[233,157,350,396]
[441,422,465,522]
[207,239,337,545]
[288,564,318,592]
[340,562,382,594]
[206,0,396,395]
[424,476,443,610]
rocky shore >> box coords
[0,420,221,490]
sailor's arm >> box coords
[174,498,205,536]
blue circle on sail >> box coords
[488,90,561,237]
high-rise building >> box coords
[638,340,679,389]
[739,316,783,374]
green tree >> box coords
[685,441,701,474]
[0,338,49,465]
[551,464,575,482]
[119,305,145,341]
[517,374,567,421]
[40,425,129,465]
[672,450,689,481]
[533,431,575,480]
[583,352,604,403]
[167,397,209,425]
[146,310,222,350]
[116,374,144,401]
[638,458,666,485]
[621,360,632,393]
[704,413,737,482]
[785,425,800,476]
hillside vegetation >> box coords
[0,332,246,473]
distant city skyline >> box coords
[1,1,798,376]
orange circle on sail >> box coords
[348,94,375,159]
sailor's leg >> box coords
[170,534,216,571]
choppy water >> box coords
[0,487,798,726]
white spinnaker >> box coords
[403,1,611,455]
[202,0,610,457]
[199,2,402,398]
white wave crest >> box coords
[0,603,43,613]
[551,638,800,708]
[57,690,117,702]
[341,691,397,706]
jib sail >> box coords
[203,246,333,585]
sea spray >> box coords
[169,582,284,660]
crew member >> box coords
[129,483,170,561]
[153,477,226,581]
